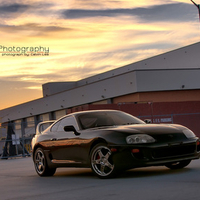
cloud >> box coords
[0,23,73,36]
[0,77,42,109]
[62,3,196,22]
[0,2,56,19]
[0,3,29,13]
[0,0,200,110]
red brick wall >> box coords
[68,101,200,136]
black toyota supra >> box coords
[31,110,200,178]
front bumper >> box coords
[110,139,200,169]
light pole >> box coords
[191,0,200,22]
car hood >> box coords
[118,124,185,134]
[93,124,190,144]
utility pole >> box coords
[191,0,200,22]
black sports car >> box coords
[31,110,200,178]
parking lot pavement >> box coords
[0,157,200,200]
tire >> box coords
[34,148,56,176]
[90,143,117,179]
[165,160,191,170]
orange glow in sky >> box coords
[0,0,200,110]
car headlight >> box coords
[183,129,196,138]
[126,134,156,144]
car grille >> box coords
[152,144,196,159]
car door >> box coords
[49,115,85,163]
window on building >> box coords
[40,113,50,121]
[26,117,35,128]
[14,120,21,130]
[55,110,66,120]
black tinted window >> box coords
[78,111,144,130]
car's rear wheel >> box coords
[90,143,117,178]
[34,148,56,176]
[165,160,191,170]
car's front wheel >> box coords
[165,160,191,170]
[34,148,56,176]
[90,143,117,178]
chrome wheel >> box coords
[35,149,45,175]
[90,144,115,178]
[34,148,56,176]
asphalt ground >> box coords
[0,157,200,200]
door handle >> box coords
[50,138,57,141]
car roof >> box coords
[68,109,122,116]
[57,109,122,120]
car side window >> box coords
[51,120,61,132]
[56,116,78,132]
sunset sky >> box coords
[0,0,200,110]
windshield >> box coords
[77,111,145,130]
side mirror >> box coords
[144,119,152,124]
[64,125,80,136]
